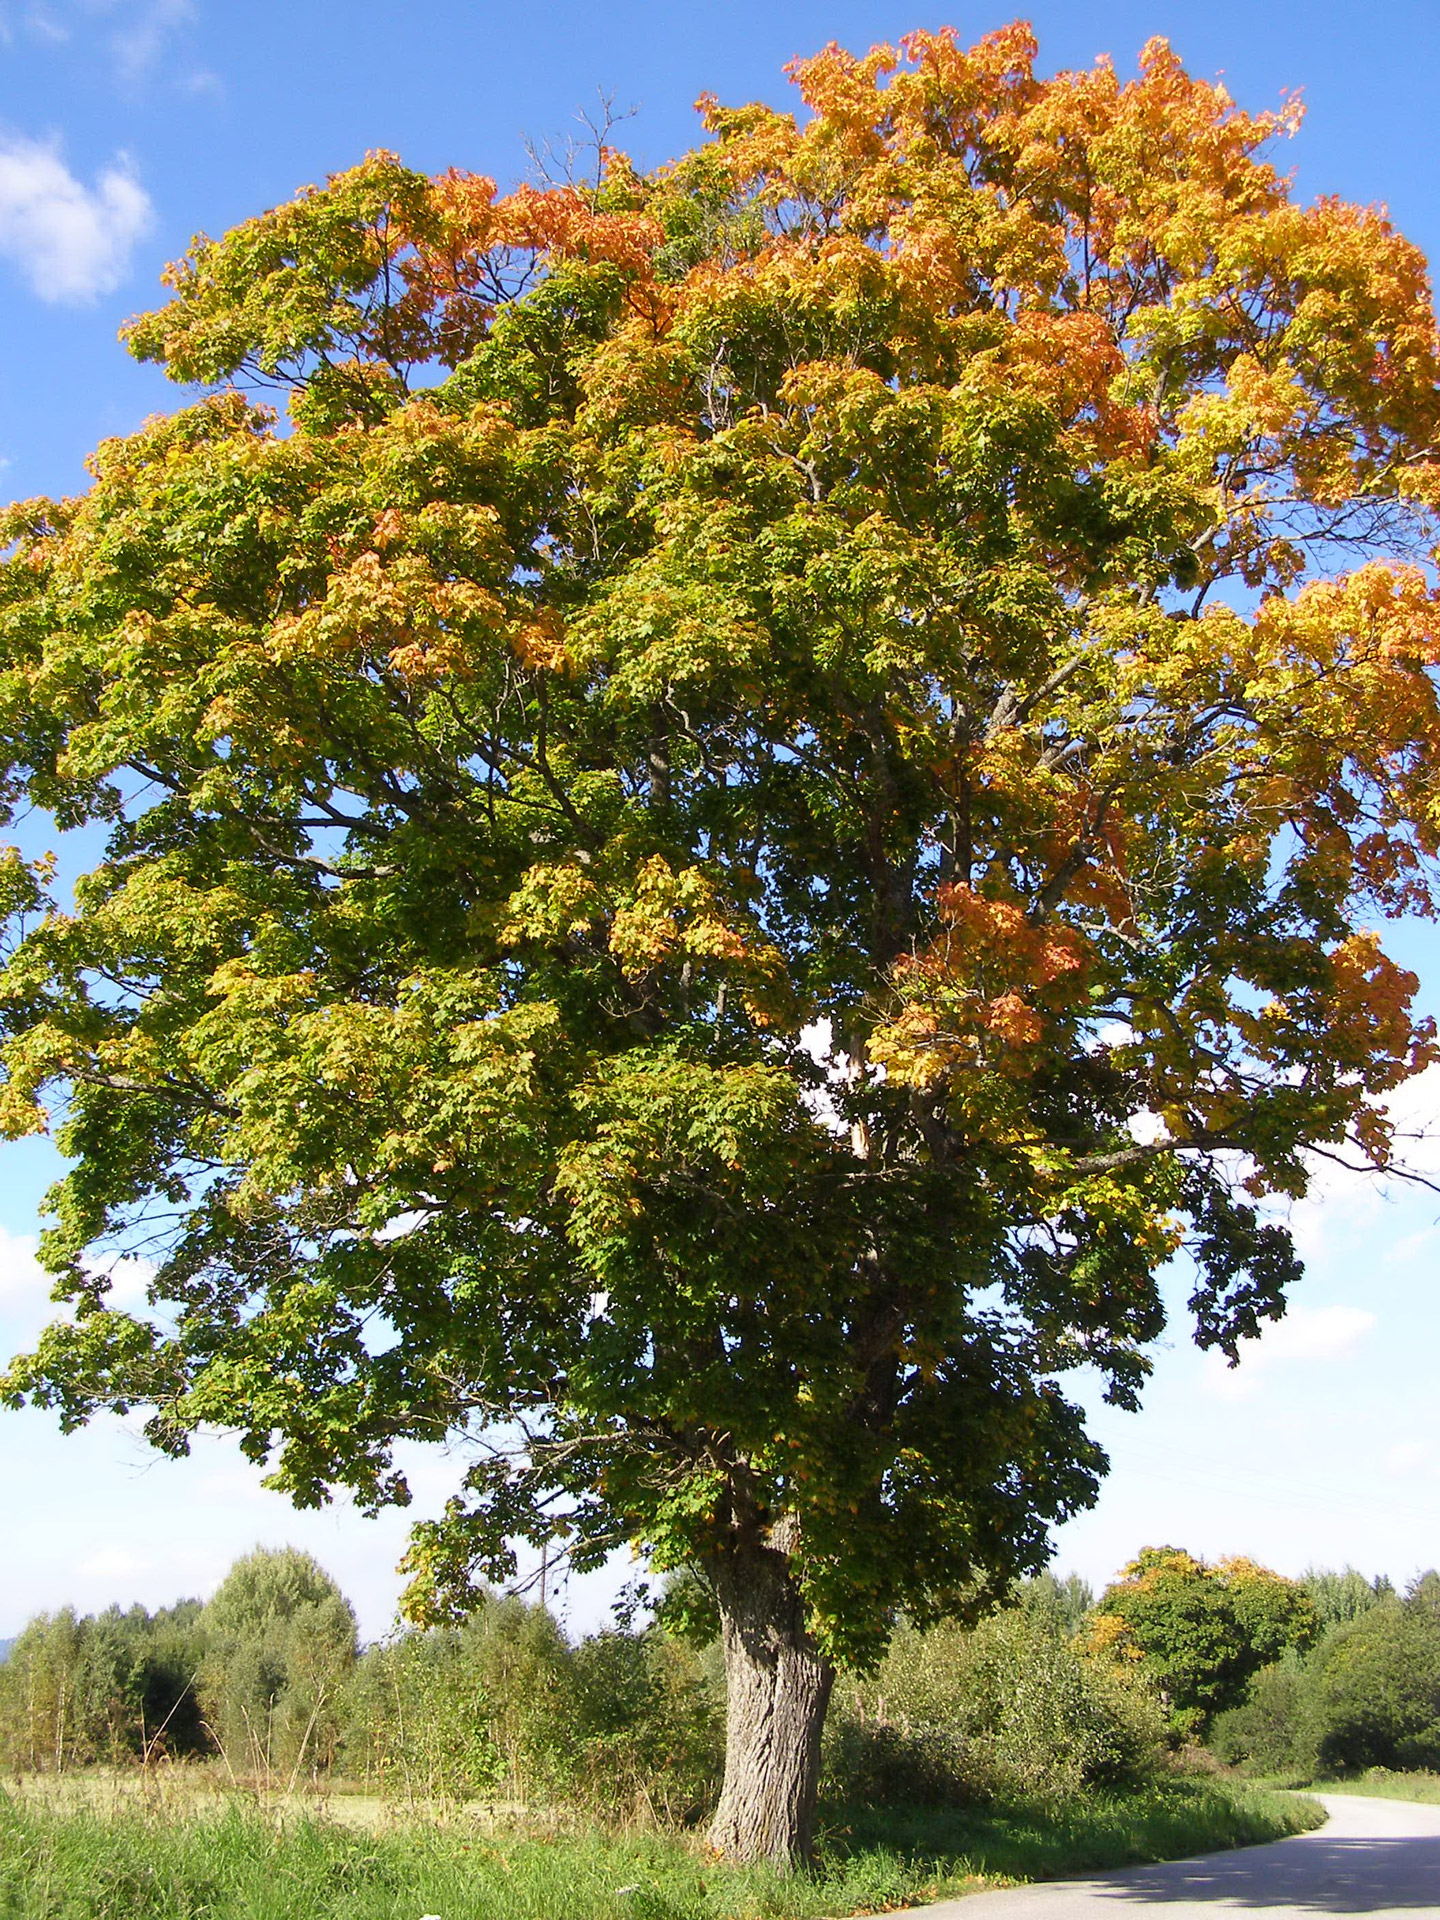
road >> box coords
[921,1795,1440,1918]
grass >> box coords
[1305,1768,1440,1805]
[0,1778,1323,1920]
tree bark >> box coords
[707,1532,835,1870]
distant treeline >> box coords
[1078,1547,1440,1777]
[1213,1570,1440,1777]
[1,1547,1432,1811]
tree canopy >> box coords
[1089,1547,1317,1733]
[3,23,1440,1863]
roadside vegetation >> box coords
[1072,1548,1440,1804]
[1302,1770,1440,1805]
[0,1782,1321,1920]
[0,1548,1328,1917]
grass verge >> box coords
[0,1778,1322,1920]
[1304,1769,1440,1805]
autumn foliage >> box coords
[4,24,1440,1865]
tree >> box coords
[1090,1548,1317,1734]
[1301,1566,1394,1630]
[199,1548,357,1781]
[1216,1588,1440,1775]
[1013,1571,1096,1639]
[2,24,1440,1864]
[0,1598,206,1770]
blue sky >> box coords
[2,0,1440,1642]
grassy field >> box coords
[1306,1769,1440,1805]
[0,1778,1323,1920]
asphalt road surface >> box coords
[921,1795,1440,1918]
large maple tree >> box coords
[4,26,1440,1863]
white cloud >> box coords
[1201,1302,1377,1402]
[0,133,152,301]
[195,1465,269,1505]
[86,1251,154,1311]
[0,1227,156,1355]
[19,8,70,45]
[1254,1303,1377,1363]
[1389,1226,1440,1267]
[2,1,197,77]
[1384,1441,1432,1478]
[0,1221,42,1313]
[0,1225,56,1351]
[0,1225,41,1302]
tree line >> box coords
[3,1545,1432,1813]
[1081,1546,1440,1777]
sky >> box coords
[2,0,1440,1645]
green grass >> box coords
[1305,1768,1440,1805]
[0,1779,1322,1920]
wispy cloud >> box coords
[0,133,152,300]
[3,2,198,82]
[1201,1302,1377,1402]
[77,1545,153,1579]
[13,7,71,45]
[103,0,192,84]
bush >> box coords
[1211,1657,1320,1778]
[1313,1603,1440,1773]
[344,1600,723,1822]
[828,1608,1165,1804]
[342,1626,505,1802]
[560,1629,723,1823]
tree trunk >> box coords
[707,1534,835,1870]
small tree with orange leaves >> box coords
[4,25,1440,1865]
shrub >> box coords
[829,1608,1165,1804]
[1312,1602,1440,1773]
[559,1629,723,1823]
[344,1600,723,1822]
[342,1627,505,1802]
[1211,1657,1320,1778]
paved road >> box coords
[921,1796,1440,1918]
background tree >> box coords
[3,23,1440,1866]
[1214,1571,1440,1776]
[199,1548,356,1783]
[1013,1572,1096,1640]
[1090,1548,1317,1735]
[0,1599,206,1770]
[1301,1567,1395,1631]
